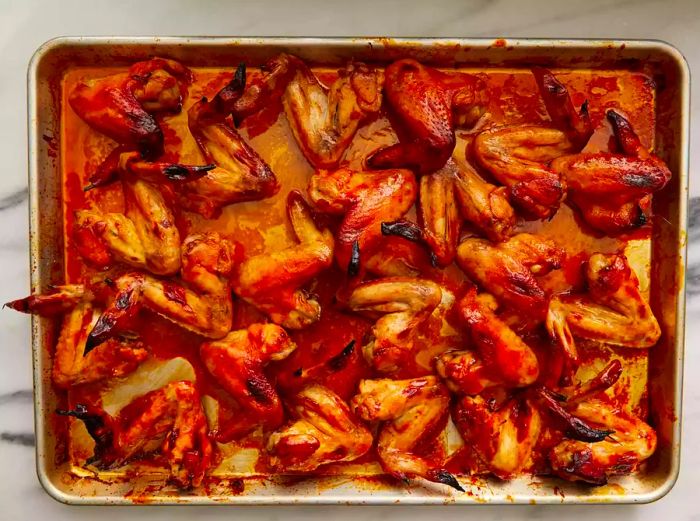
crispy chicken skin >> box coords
[347,277,444,374]
[547,253,661,365]
[309,167,417,275]
[473,125,572,219]
[551,110,672,234]
[183,65,280,218]
[69,58,192,157]
[200,323,297,438]
[267,384,373,472]
[457,233,564,316]
[436,288,539,394]
[233,54,384,169]
[5,291,147,388]
[352,377,463,490]
[233,191,334,329]
[454,395,542,478]
[368,59,485,175]
[86,232,238,349]
[103,381,212,488]
[548,399,657,485]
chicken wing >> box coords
[352,377,463,490]
[551,110,672,234]
[69,58,192,157]
[347,277,445,374]
[5,289,147,388]
[454,395,542,478]
[456,233,564,316]
[436,288,539,394]
[308,167,416,276]
[200,323,296,440]
[367,59,485,175]
[267,384,373,472]
[233,54,383,169]
[86,232,238,350]
[233,191,334,329]
[546,253,661,365]
[182,64,280,218]
[99,381,212,488]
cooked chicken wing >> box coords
[473,125,571,219]
[267,384,373,472]
[308,167,416,276]
[551,110,672,234]
[233,54,383,169]
[5,289,147,388]
[104,381,212,488]
[368,59,485,175]
[457,233,564,316]
[352,377,463,490]
[436,288,539,394]
[86,232,238,349]
[233,191,334,329]
[347,277,445,374]
[200,323,296,439]
[69,58,192,157]
[454,395,542,478]
[546,253,661,365]
[181,65,280,218]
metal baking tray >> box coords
[27,37,689,505]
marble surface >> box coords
[0,0,698,518]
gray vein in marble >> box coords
[0,390,33,405]
[0,188,28,211]
[0,432,35,447]
[687,196,700,242]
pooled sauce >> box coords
[60,65,656,480]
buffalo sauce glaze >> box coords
[60,65,656,481]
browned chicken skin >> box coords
[457,233,564,317]
[200,323,297,440]
[368,59,485,175]
[436,288,539,395]
[347,277,447,374]
[267,384,373,472]
[547,253,661,366]
[551,110,672,234]
[183,65,280,218]
[69,58,192,157]
[309,167,417,275]
[352,377,463,490]
[234,54,384,169]
[233,191,334,329]
[86,232,238,349]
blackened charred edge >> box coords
[327,340,356,371]
[163,163,215,181]
[0,390,33,405]
[246,377,271,404]
[432,470,465,492]
[538,388,613,442]
[56,404,108,447]
[234,63,247,88]
[0,432,35,447]
[348,240,361,278]
[381,220,423,243]
[292,367,303,377]
[84,314,116,355]
[0,188,28,211]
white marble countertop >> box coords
[0,0,698,518]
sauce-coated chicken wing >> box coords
[368,59,485,175]
[457,233,564,317]
[309,167,416,276]
[69,58,192,156]
[352,377,463,490]
[267,384,372,472]
[200,323,296,439]
[233,191,334,329]
[183,65,280,218]
[546,253,661,365]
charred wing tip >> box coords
[432,470,465,492]
[380,220,423,243]
[347,241,361,278]
[83,334,102,356]
[234,62,246,85]
[3,299,28,313]
[83,183,97,192]
[580,99,590,116]
[327,339,356,371]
